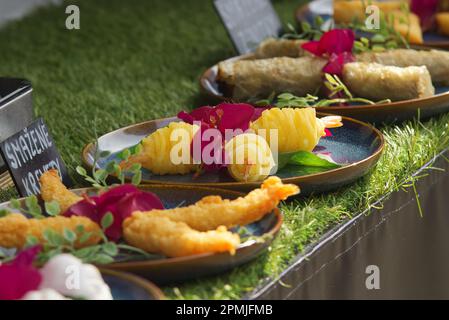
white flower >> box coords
[22,288,69,300]
[39,254,113,300]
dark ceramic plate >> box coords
[295,0,449,50]
[81,116,384,195]
[0,185,282,284]
[199,54,449,123]
[101,269,165,300]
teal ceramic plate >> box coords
[0,185,282,284]
[200,54,449,123]
[101,269,165,300]
[82,116,384,194]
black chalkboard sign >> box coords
[0,118,72,196]
[213,0,283,54]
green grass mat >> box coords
[0,0,448,299]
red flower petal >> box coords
[178,103,264,171]
[411,0,438,31]
[64,185,164,241]
[323,52,355,76]
[0,246,42,300]
[319,29,355,56]
[215,103,256,135]
[301,41,323,56]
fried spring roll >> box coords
[254,38,307,59]
[342,62,435,101]
[217,56,326,100]
[357,49,449,85]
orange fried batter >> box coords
[123,214,240,257]
[130,176,299,231]
[39,170,82,212]
[0,213,101,249]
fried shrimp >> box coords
[123,214,240,257]
[131,176,299,231]
[40,170,82,212]
[0,213,101,249]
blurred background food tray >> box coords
[0,78,33,172]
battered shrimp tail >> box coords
[39,170,82,212]
[261,176,300,201]
[123,214,240,257]
[135,176,299,231]
[320,116,343,129]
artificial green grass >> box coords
[0,0,448,299]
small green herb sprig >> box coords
[76,141,143,189]
[26,213,152,265]
[256,74,391,108]
[282,15,328,41]
[319,74,391,106]
[2,195,61,220]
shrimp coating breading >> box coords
[123,214,240,257]
[130,176,299,231]
[0,213,101,249]
[40,170,82,212]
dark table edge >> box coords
[246,147,449,300]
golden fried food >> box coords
[343,62,434,101]
[254,38,307,59]
[129,176,299,231]
[122,122,200,175]
[250,107,326,153]
[123,214,240,257]
[224,133,275,182]
[0,213,101,249]
[333,0,403,24]
[436,12,449,37]
[40,170,82,212]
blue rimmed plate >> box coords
[101,269,165,300]
[0,185,282,284]
[82,115,384,195]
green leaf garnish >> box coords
[103,242,118,256]
[131,170,142,186]
[9,198,21,210]
[288,151,341,168]
[63,228,77,243]
[101,212,114,230]
[76,166,87,176]
[45,200,61,216]
[0,209,10,218]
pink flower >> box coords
[302,29,355,76]
[0,246,42,300]
[322,52,355,76]
[178,103,262,134]
[178,103,265,171]
[64,185,164,241]
[411,0,438,31]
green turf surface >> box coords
[0,0,448,299]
